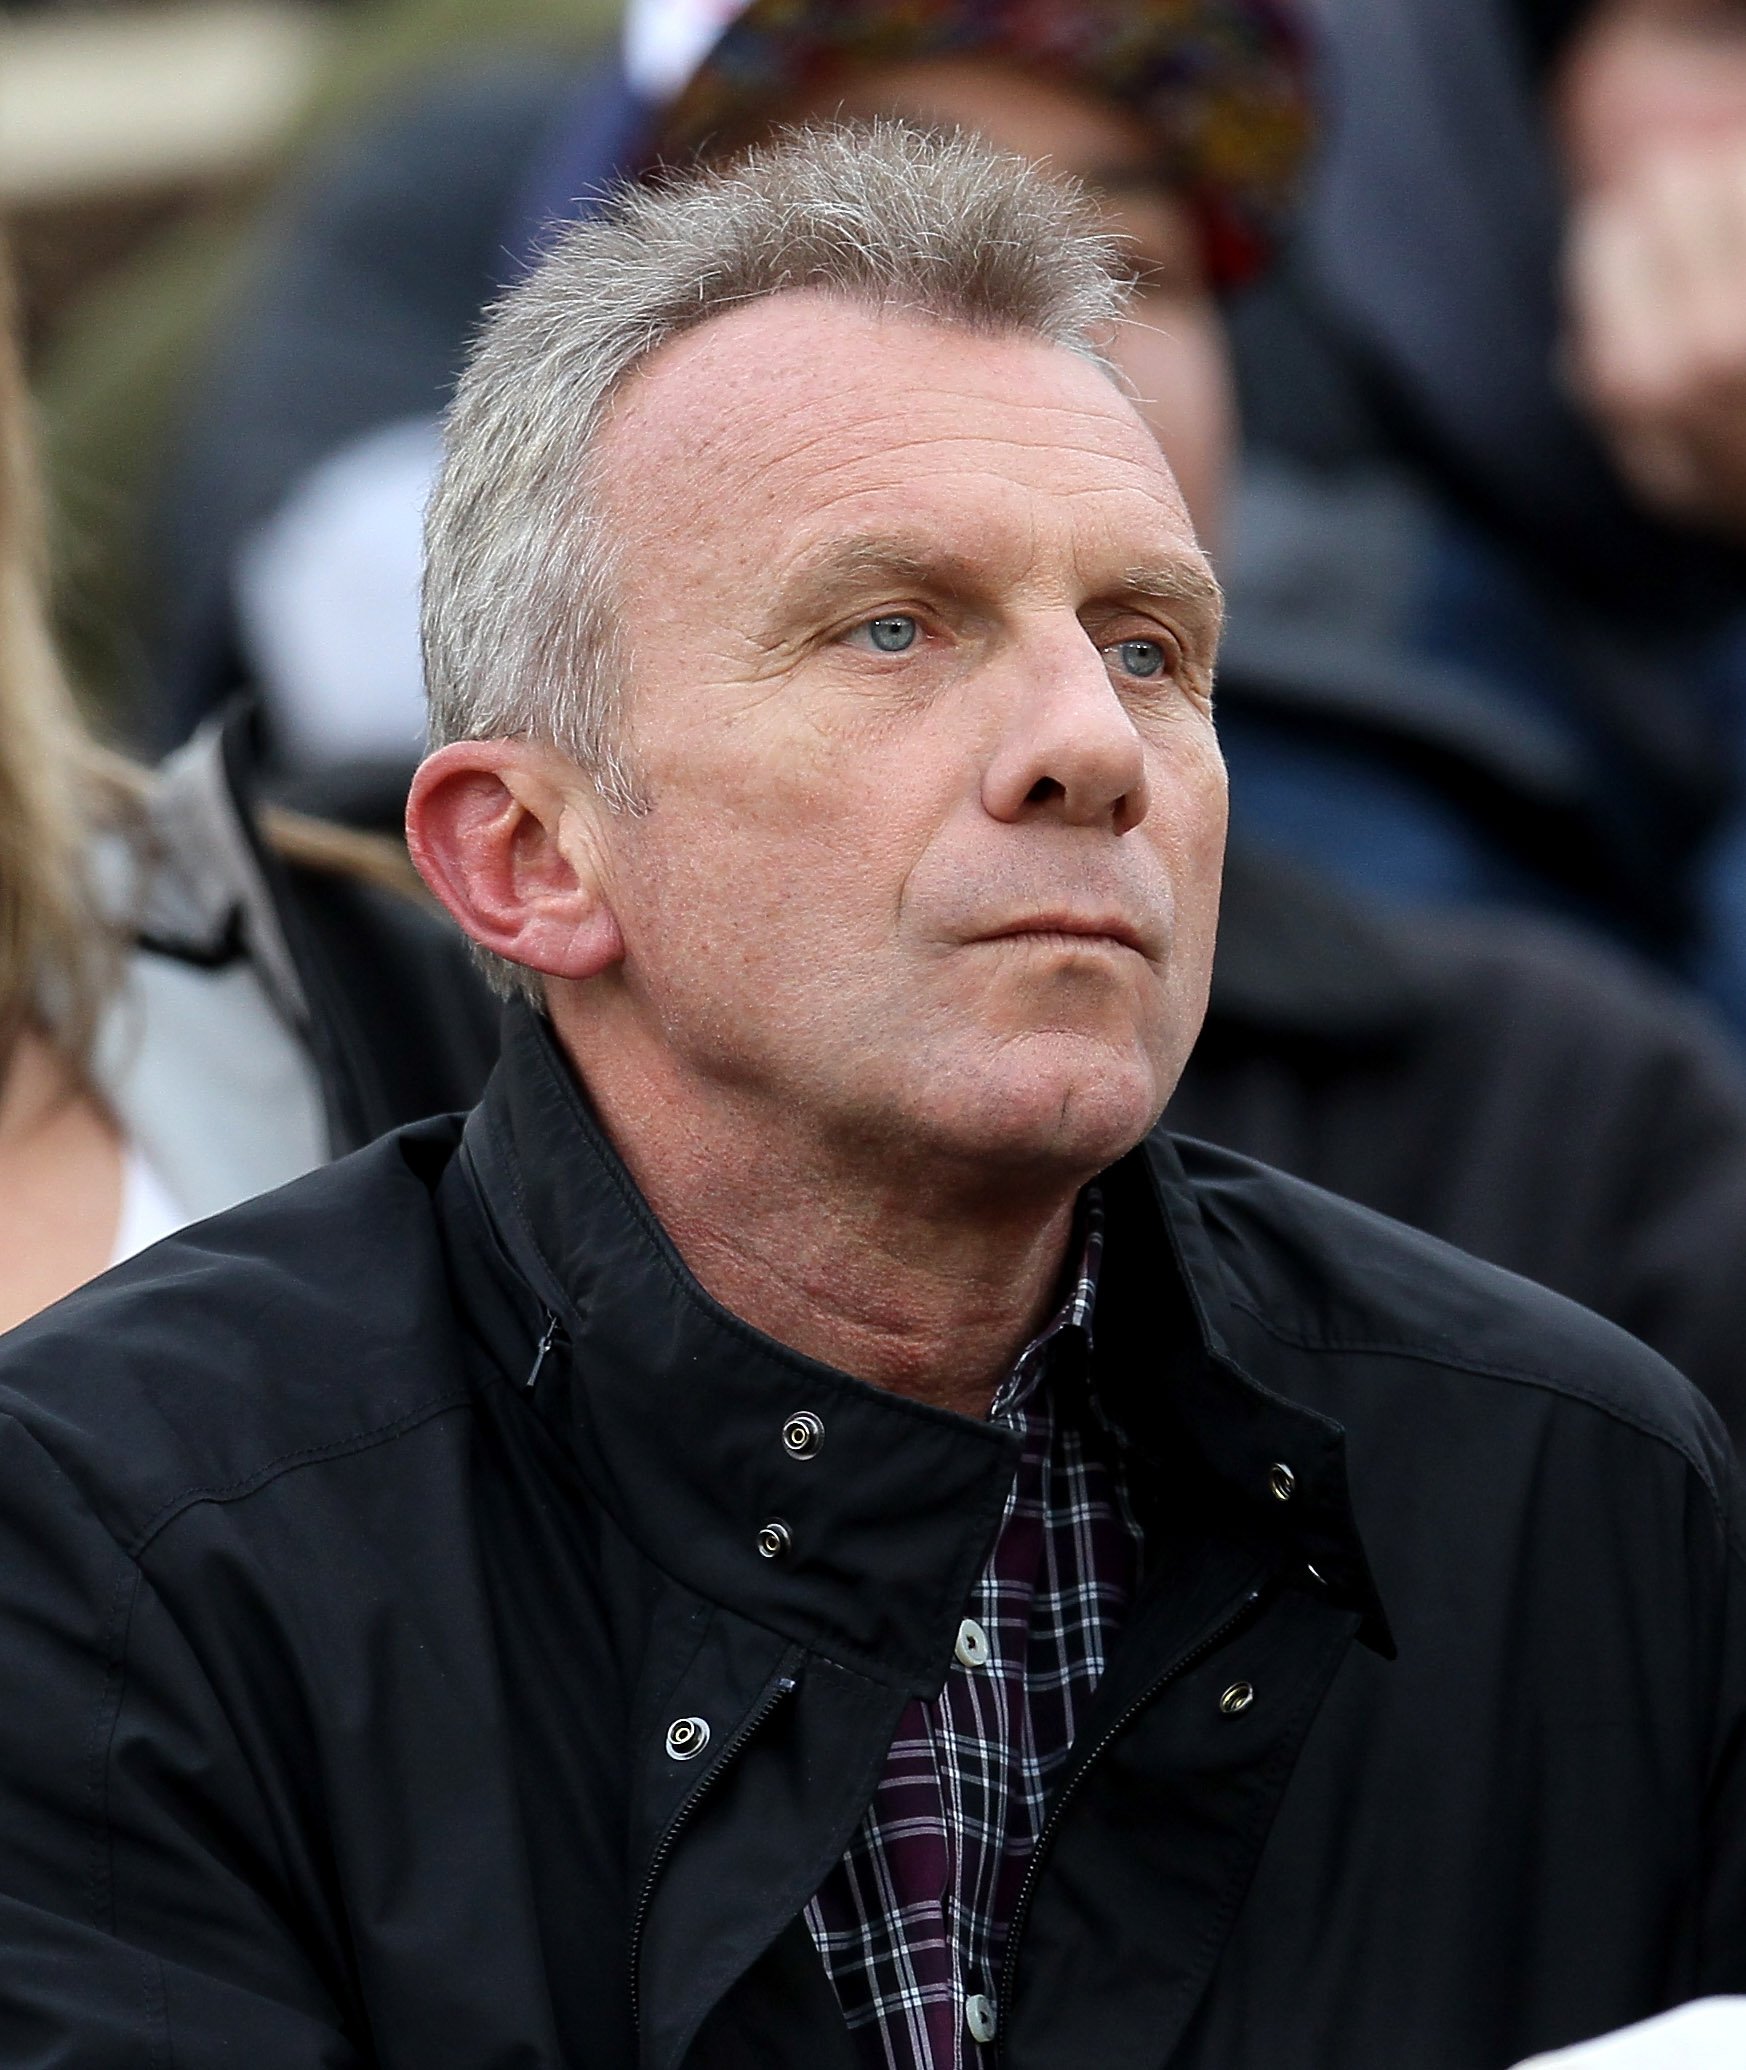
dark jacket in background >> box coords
[1183,846,1746,1439]
[0,1006,1741,2070]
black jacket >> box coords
[1,1008,1743,2070]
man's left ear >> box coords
[405,739,626,982]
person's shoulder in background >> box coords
[1176,840,1746,1445]
[262,800,502,1145]
[83,710,501,1247]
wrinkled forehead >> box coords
[592,289,1194,565]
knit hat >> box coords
[623,0,1315,284]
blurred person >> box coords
[1549,0,1746,550]
[0,252,499,1333]
[122,0,1746,1444]
[0,125,1743,2070]
[1222,0,1746,1029]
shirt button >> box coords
[954,1618,991,1669]
[965,1992,998,2045]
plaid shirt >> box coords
[805,1192,1142,2066]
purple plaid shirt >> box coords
[804,1192,1141,2066]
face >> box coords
[1556,0,1746,196]
[571,294,1226,1192]
[784,58,1236,553]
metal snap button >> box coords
[1268,1462,1296,1502]
[1219,1682,1255,1716]
[954,1618,991,1669]
[756,1519,793,1560]
[664,1715,711,1761]
[964,1992,998,2045]
[782,1411,824,1459]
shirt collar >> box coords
[990,1187,1104,1424]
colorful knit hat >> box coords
[624,0,1315,286]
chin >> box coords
[916,1039,1169,1182]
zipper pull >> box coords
[523,1313,561,1391]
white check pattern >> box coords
[805,1192,1144,2067]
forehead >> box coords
[593,291,1198,587]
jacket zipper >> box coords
[628,1667,800,2034]
[995,1582,1270,2058]
[523,1311,561,1391]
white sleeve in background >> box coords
[107,1142,187,1267]
[1511,2000,1746,2068]
[232,415,442,772]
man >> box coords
[124,0,1746,1442]
[0,124,1742,2070]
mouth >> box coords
[976,915,1151,957]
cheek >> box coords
[1146,721,1229,923]
[611,743,930,974]
[1557,32,1746,191]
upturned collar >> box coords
[461,1008,1390,1685]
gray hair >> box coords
[421,120,1130,995]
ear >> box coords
[405,739,626,982]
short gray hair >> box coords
[421,121,1130,993]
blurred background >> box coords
[7,0,618,724]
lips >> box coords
[977,915,1151,956]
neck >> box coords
[557,1033,1083,1422]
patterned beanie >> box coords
[624,0,1315,285]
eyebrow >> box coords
[760,539,983,642]
[1121,561,1226,631]
[764,537,1223,641]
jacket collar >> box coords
[1108,1132,1393,1654]
[463,1008,1391,1688]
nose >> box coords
[981,625,1150,835]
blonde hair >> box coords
[0,250,123,1074]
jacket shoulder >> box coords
[0,1117,472,1554]
[1165,1132,1729,1481]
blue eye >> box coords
[859,614,918,653]
[1112,637,1169,679]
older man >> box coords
[0,127,1742,2070]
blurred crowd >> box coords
[13,0,1746,1434]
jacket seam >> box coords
[142,1950,172,2070]
[1225,1291,1728,1516]
[126,1391,475,1557]
[82,1553,140,1939]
